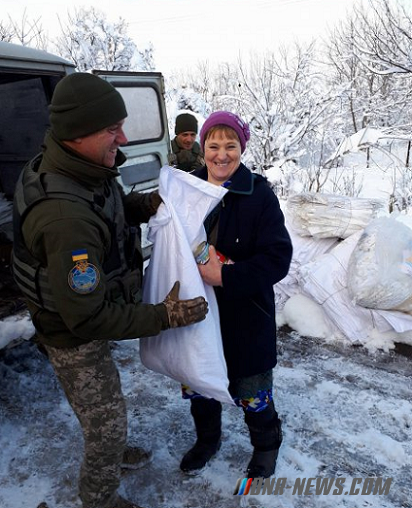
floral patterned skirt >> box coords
[182,369,273,412]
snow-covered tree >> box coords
[355,0,412,75]
[326,0,412,138]
[167,46,342,192]
[55,7,154,72]
[164,78,211,136]
[0,10,47,49]
[232,46,338,176]
[0,19,14,42]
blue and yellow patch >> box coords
[68,249,100,294]
[71,249,88,262]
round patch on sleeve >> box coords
[68,262,100,294]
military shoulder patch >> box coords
[68,249,100,294]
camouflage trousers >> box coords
[45,341,127,508]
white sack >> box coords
[347,216,412,313]
[274,216,339,309]
[286,192,386,239]
[298,231,412,344]
[140,166,233,404]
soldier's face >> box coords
[75,120,128,168]
[176,131,197,150]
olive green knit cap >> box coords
[175,113,198,135]
[49,73,127,140]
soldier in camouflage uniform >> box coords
[168,113,204,172]
[12,73,208,508]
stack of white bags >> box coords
[276,192,412,345]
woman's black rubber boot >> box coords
[180,397,222,473]
[244,401,283,478]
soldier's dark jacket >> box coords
[13,131,168,348]
[168,138,204,173]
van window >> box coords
[0,74,60,198]
[117,85,164,144]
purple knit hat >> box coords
[200,111,250,153]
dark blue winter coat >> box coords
[194,163,293,380]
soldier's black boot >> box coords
[244,400,283,478]
[180,397,222,473]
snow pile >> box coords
[280,293,336,340]
[0,314,34,349]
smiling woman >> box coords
[200,111,250,186]
[204,132,242,186]
[178,109,293,478]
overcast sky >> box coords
[5,0,364,73]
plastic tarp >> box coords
[140,166,233,404]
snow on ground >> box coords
[0,319,411,508]
[0,314,34,350]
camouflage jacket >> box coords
[13,132,168,348]
[168,138,204,173]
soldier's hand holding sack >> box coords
[162,281,208,328]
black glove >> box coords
[149,190,163,214]
[162,281,208,328]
